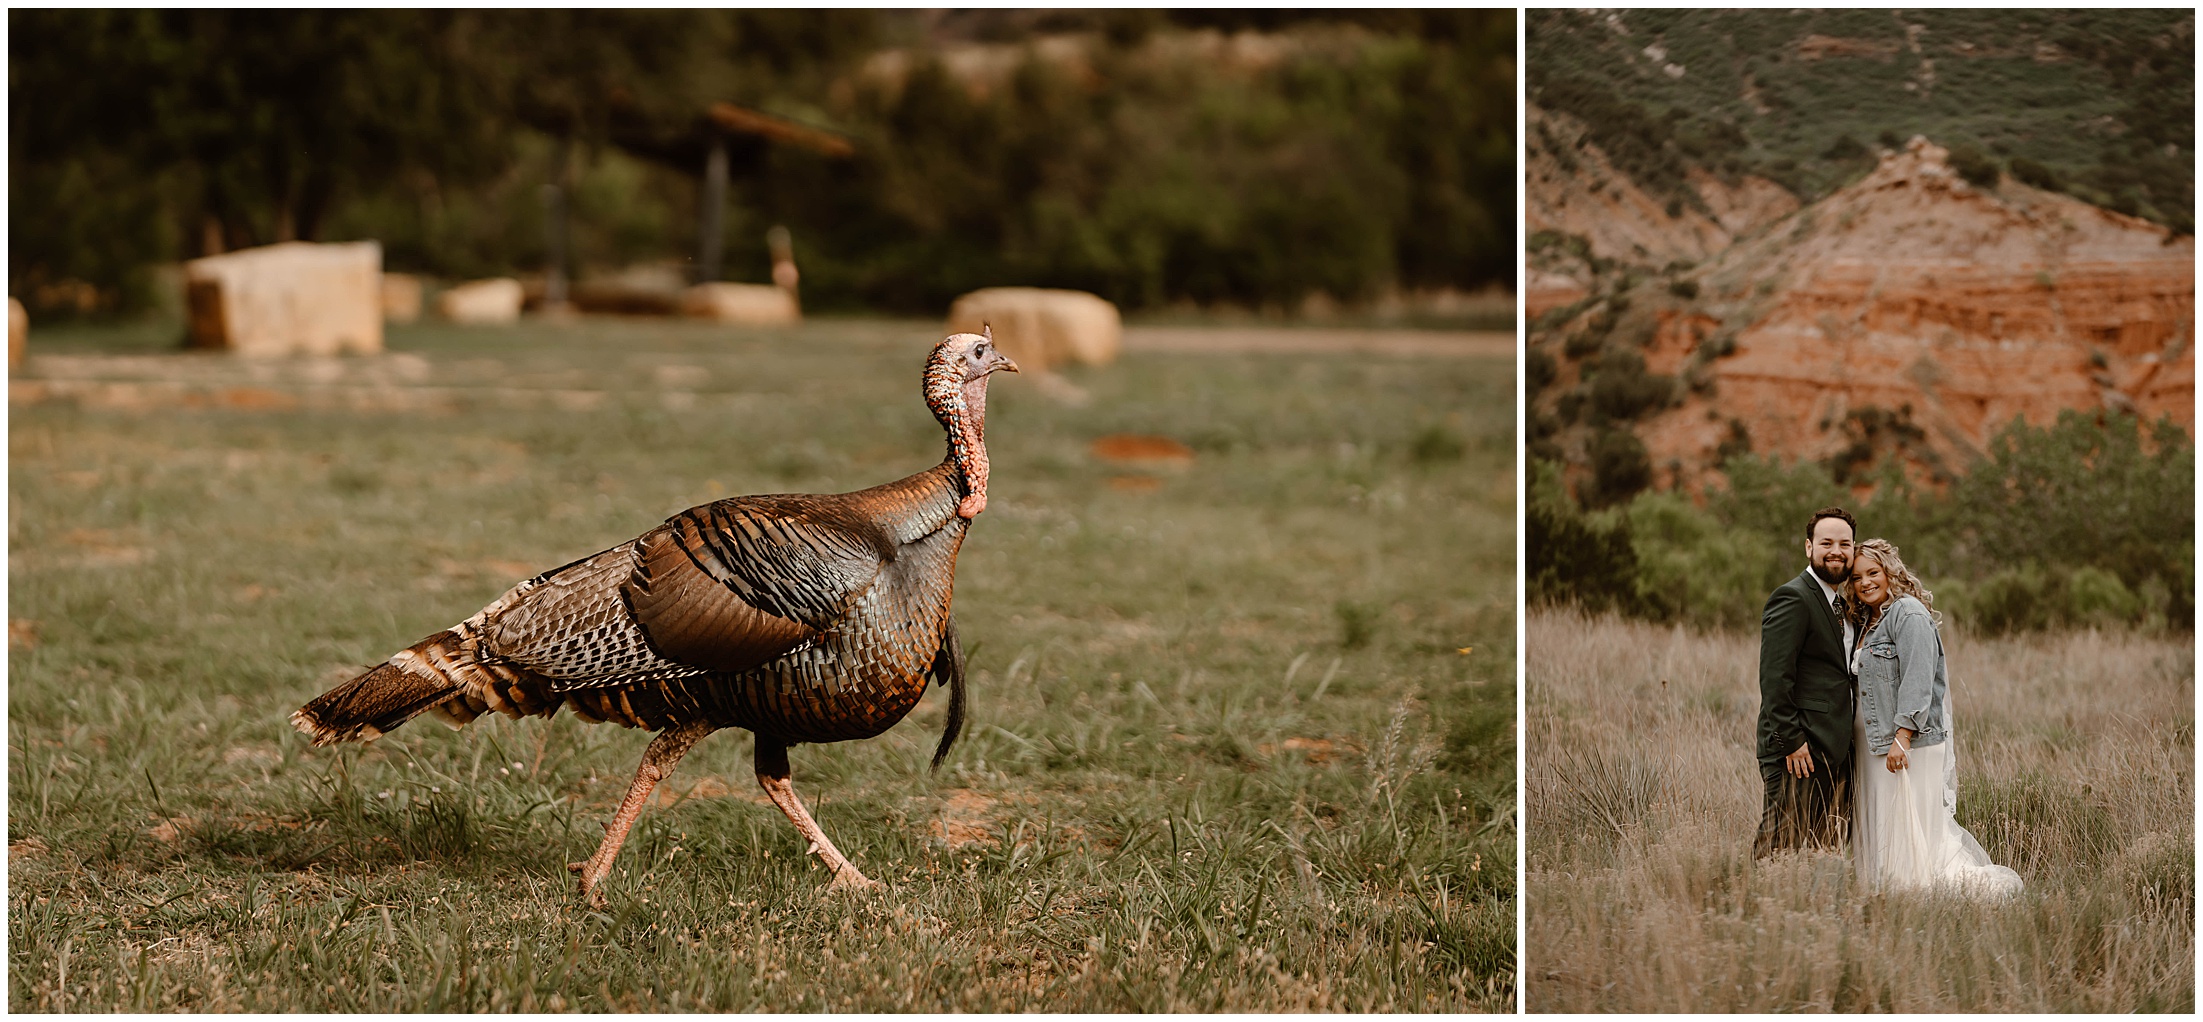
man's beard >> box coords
[1811,560,1850,585]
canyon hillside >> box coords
[1526,9,2193,503]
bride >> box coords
[1847,538,2023,895]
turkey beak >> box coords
[990,352,1020,375]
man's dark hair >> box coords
[1805,506,1857,541]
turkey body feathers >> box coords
[293,329,1017,901]
[294,461,971,750]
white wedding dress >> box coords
[1851,674,2023,896]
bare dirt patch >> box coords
[929,789,1002,849]
[1257,736,1358,765]
[58,528,152,568]
[1090,434,1195,466]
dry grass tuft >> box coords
[1527,608,2192,1012]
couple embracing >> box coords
[1752,506,2022,895]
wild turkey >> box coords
[292,330,1018,902]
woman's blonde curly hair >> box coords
[1848,538,1941,628]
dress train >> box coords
[1852,703,2022,895]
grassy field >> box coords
[7,317,1515,1011]
[1526,609,2192,1012]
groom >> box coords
[1752,506,1859,858]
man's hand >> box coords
[1885,728,1913,772]
[1784,741,1815,778]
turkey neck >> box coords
[949,375,991,517]
[923,364,993,520]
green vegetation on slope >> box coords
[1527,8,2192,231]
[8,320,1513,1010]
[1530,411,2194,632]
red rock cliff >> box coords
[1539,138,2192,496]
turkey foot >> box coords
[573,721,715,907]
[756,737,878,892]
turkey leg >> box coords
[755,737,878,891]
[569,720,715,906]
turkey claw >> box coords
[827,870,880,893]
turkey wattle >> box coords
[292,330,1018,903]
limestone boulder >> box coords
[8,296,25,369]
[438,278,525,325]
[184,241,383,357]
[945,287,1121,371]
[381,273,423,323]
[681,283,800,325]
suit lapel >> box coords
[1799,569,1842,662]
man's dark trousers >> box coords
[1752,567,1856,857]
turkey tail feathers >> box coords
[928,619,968,773]
[291,632,465,746]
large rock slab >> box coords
[681,283,799,325]
[945,287,1121,370]
[184,242,383,357]
[438,278,525,324]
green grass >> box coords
[8,317,1515,1011]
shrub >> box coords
[2009,156,2062,191]
[1949,144,2001,188]
[1410,424,1467,463]
[1588,348,1673,422]
[1587,428,1652,507]
[1528,461,1640,612]
[1334,599,1378,649]
[1713,454,1847,545]
[1714,418,1752,462]
[1948,412,2190,592]
[1821,134,1868,161]
[1526,348,1559,395]
[1624,491,1786,628]
[1967,564,2059,634]
[2066,566,2142,627]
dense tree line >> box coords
[1530,412,2195,633]
[9,9,1513,318]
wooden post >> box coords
[768,224,798,298]
[697,136,729,284]
[542,134,573,312]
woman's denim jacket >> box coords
[1855,594,1946,756]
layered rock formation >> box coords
[1536,137,2193,497]
[1526,104,1798,271]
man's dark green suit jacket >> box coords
[1755,567,1855,773]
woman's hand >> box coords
[1885,728,1913,772]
